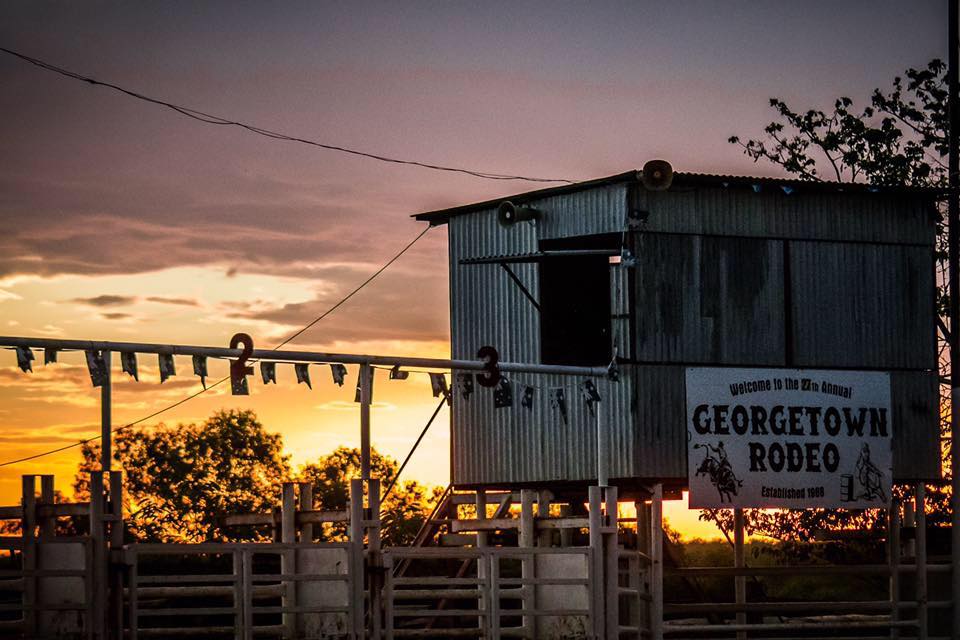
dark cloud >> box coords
[225,267,449,344]
[101,312,133,320]
[0,170,446,282]
[70,294,136,307]
[145,296,199,307]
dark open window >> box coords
[539,236,614,366]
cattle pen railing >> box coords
[0,474,954,639]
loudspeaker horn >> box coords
[497,201,541,228]
[641,159,674,191]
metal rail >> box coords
[0,335,615,378]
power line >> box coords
[0,46,573,185]
[0,225,433,468]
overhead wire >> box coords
[0,46,573,184]
[0,226,433,468]
[381,397,447,501]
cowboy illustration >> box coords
[694,441,742,503]
[855,443,886,502]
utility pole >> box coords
[948,1,959,636]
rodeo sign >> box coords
[686,368,892,509]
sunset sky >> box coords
[0,1,948,538]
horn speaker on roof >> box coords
[497,201,541,228]
[641,159,674,191]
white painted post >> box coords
[22,475,37,638]
[299,482,314,543]
[559,503,573,548]
[588,486,604,639]
[604,487,619,640]
[650,484,664,640]
[349,479,365,640]
[89,471,105,640]
[109,471,124,639]
[368,478,382,640]
[537,490,553,547]
[519,489,536,639]
[281,483,296,639]
[734,508,746,640]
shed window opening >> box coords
[539,236,614,366]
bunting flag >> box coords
[15,346,34,373]
[389,365,409,380]
[231,372,249,395]
[44,348,58,365]
[355,369,374,403]
[429,372,448,398]
[330,363,347,386]
[192,355,208,389]
[260,361,277,384]
[121,351,139,381]
[158,353,176,383]
[295,363,312,389]
[457,372,474,399]
[85,350,108,387]
[582,379,602,415]
[493,377,513,409]
[521,385,535,410]
[550,387,568,425]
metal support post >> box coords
[360,364,372,481]
[101,350,112,472]
[597,387,608,487]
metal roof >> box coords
[412,169,944,225]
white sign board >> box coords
[686,368,892,509]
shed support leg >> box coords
[650,484,663,640]
[734,508,746,640]
[520,489,536,639]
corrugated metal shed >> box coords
[429,171,942,487]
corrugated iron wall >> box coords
[447,184,940,486]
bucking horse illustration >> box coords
[694,442,743,503]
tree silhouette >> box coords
[713,59,950,539]
[297,446,442,546]
[75,409,290,542]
